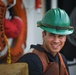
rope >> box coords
[5,35,11,64]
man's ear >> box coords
[42,31,46,38]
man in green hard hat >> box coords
[18,8,74,75]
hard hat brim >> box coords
[37,21,74,35]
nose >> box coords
[53,36,60,43]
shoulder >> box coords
[17,53,43,69]
[60,53,70,74]
[18,53,42,63]
[59,53,68,65]
[17,53,43,75]
[60,53,67,63]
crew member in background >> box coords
[18,8,74,75]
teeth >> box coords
[52,44,59,48]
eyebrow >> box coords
[49,33,66,36]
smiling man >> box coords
[18,8,74,75]
[42,32,66,57]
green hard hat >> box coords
[37,8,74,35]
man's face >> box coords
[42,31,66,56]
